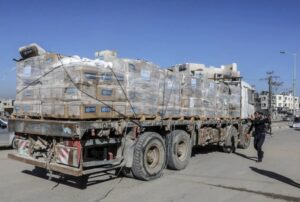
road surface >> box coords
[0,127,299,202]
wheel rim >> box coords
[176,140,188,161]
[146,145,160,168]
[143,140,164,175]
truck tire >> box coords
[223,126,238,153]
[166,130,191,170]
[238,125,251,149]
[131,132,166,181]
[11,137,17,149]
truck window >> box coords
[248,89,255,104]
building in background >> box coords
[257,92,299,114]
[0,99,14,117]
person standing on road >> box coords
[247,111,271,163]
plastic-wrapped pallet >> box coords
[200,79,217,118]
[42,101,66,118]
[14,100,42,117]
[123,60,161,117]
[229,85,241,118]
[40,84,96,101]
[215,83,230,118]
[158,70,181,117]
[181,75,206,117]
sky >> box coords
[0,0,300,98]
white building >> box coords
[259,92,299,112]
[0,99,14,116]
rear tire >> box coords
[131,132,166,181]
[11,137,17,149]
[166,130,191,170]
[222,126,238,153]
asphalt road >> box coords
[0,127,299,202]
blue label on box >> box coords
[128,63,136,71]
[101,107,111,113]
[100,73,113,81]
[191,78,197,88]
[24,90,32,97]
[45,57,53,65]
[101,89,113,96]
[116,74,125,82]
[141,70,151,81]
[23,65,32,77]
[85,106,96,113]
[23,105,30,112]
[15,106,20,112]
[84,72,97,80]
[65,87,77,95]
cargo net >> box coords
[14,52,241,121]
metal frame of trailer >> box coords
[7,117,249,178]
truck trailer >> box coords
[8,44,255,181]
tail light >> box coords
[55,140,81,168]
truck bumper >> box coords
[8,153,83,176]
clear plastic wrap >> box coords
[158,70,182,117]
[15,48,242,120]
[229,85,241,118]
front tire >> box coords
[131,132,166,181]
[166,130,191,170]
[238,124,251,149]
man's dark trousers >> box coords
[254,133,265,161]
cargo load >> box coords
[14,45,241,120]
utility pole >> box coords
[261,71,283,135]
[261,71,283,116]
[280,51,297,116]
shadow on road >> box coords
[0,146,12,150]
[234,152,257,162]
[22,167,119,189]
[250,167,300,188]
[192,145,221,156]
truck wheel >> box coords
[238,125,251,149]
[11,137,17,149]
[223,126,238,153]
[166,130,191,170]
[131,132,166,181]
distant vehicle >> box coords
[283,115,293,122]
[292,116,300,129]
[0,118,16,148]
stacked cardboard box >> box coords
[158,70,181,117]
[229,85,241,118]
[14,44,242,120]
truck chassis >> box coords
[8,117,251,181]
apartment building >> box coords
[258,92,299,112]
[0,99,14,116]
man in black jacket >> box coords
[247,111,270,162]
